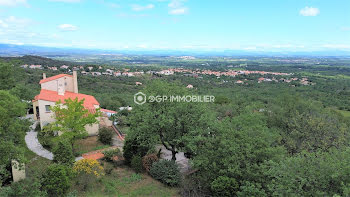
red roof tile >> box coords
[101,109,117,113]
[39,74,72,84]
[34,89,99,109]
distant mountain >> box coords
[0,43,349,57]
[0,55,78,66]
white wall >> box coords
[38,100,56,128]
[41,76,74,92]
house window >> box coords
[45,105,51,112]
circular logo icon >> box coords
[134,92,146,105]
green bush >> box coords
[123,135,150,165]
[131,155,143,173]
[210,176,239,197]
[98,127,114,145]
[149,160,181,186]
[142,154,158,173]
[0,177,47,197]
[37,125,56,150]
[103,148,121,162]
[53,140,75,166]
[41,164,72,196]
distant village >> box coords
[20,64,315,86]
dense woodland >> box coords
[1,55,350,196]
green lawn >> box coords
[73,162,180,197]
[73,136,110,156]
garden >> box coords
[0,97,182,197]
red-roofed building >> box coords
[101,109,117,117]
[33,71,102,135]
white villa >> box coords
[32,71,103,135]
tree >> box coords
[123,128,155,165]
[0,91,28,185]
[128,80,214,161]
[210,176,239,197]
[0,62,15,90]
[266,148,350,196]
[0,177,47,197]
[50,98,101,144]
[267,96,350,154]
[192,110,285,195]
[41,164,72,196]
[52,140,75,166]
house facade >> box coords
[33,71,101,136]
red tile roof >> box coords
[101,109,117,114]
[34,89,99,109]
[39,74,72,84]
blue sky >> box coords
[0,0,349,51]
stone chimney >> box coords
[43,73,46,79]
[73,71,78,93]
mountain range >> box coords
[0,43,349,57]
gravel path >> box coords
[25,121,54,160]
[156,145,191,173]
[24,115,82,161]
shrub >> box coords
[142,154,158,173]
[73,159,104,190]
[103,148,121,162]
[131,155,143,173]
[210,176,239,197]
[123,135,150,165]
[149,160,181,186]
[73,159,104,177]
[237,181,267,197]
[53,140,75,166]
[98,127,114,145]
[41,164,72,196]
[37,125,56,150]
[0,177,47,197]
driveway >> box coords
[24,115,82,161]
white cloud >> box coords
[0,16,32,29]
[299,6,320,16]
[109,3,120,8]
[0,0,27,6]
[169,8,188,15]
[322,44,350,49]
[58,24,78,31]
[131,4,155,11]
[168,0,188,15]
[6,16,32,24]
[341,27,350,31]
[0,20,8,28]
[116,13,149,18]
[168,0,182,8]
[48,0,80,3]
